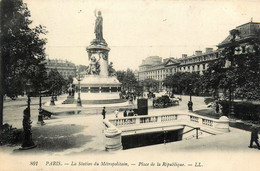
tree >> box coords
[78,64,88,73]
[164,72,202,95]
[141,78,159,92]
[67,75,74,85]
[1,0,47,96]
[116,70,125,84]
[201,58,227,97]
[116,69,137,92]
[0,0,47,130]
[202,41,260,100]
[164,72,183,94]
[46,69,66,95]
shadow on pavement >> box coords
[12,124,94,154]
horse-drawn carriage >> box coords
[152,95,179,108]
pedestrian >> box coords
[102,107,106,119]
[128,109,134,116]
[123,110,127,117]
[114,109,119,118]
[129,95,133,104]
[215,101,219,114]
[249,125,260,149]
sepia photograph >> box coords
[0,0,260,170]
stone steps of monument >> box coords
[51,105,135,116]
[62,97,75,104]
[81,99,127,104]
[62,98,127,105]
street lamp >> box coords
[187,83,193,111]
[21,80,36,150]
[37,90,45,125]
[50,83,55,106]
[77,68,82,107]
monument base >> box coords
[73,75,122,104]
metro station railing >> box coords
[104,112,230,151]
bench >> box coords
[40,109,53,119]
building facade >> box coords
[138,49,218,90]
[217,22,260,50]
[45,59,77,79]
[138,22,260,91]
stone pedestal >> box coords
[214,116,230,133]
[104,127,122,151]
[72,39,121,104]
[86,40,110,77]
[99,56,108,77]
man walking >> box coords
[249,125,260,149]
[102,107,106,119]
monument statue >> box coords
[71,9,121,103]
[95,10,103,40]
[88,56,100,75]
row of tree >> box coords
[164,72,202,95]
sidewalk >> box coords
[1,95,259,171]
[1,109,257,155]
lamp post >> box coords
[187,83,193,111]
[77,68,82,107]
[21,80,36,150]
[228,70,235,119]
[37,90,45,125]
[50,83,55,106]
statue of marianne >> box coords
[94,10,103,40]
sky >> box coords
[24,0,260,70]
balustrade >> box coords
[112,118,136,126]
[108,113,229,133]
[202,119,214,127]
[161,115,178,122]
[104,112,229,152]
[190,116,199,123]
[140,116,158,124]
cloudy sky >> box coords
[24,0,260,70]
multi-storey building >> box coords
[217,22,260,51]
[138,21,260,91]
[177,48,218,75]
[45,59,77,79]
[138,48,218,90]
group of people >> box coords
[119,92,136,101]
[101,108,136,119]
[123,110,135,117]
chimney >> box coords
[205,48,213,53]
[182,54,187,58]
[195,50,202,56]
